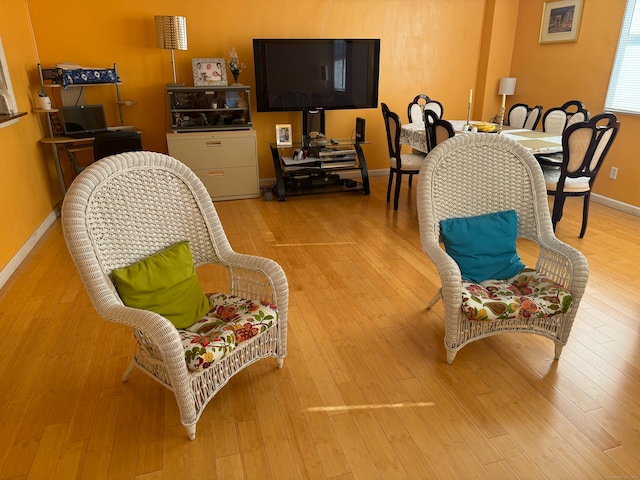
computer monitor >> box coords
[59,104,108,138]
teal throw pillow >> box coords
[111,241,212,329]
[440,210,525,284]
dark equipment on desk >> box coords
[93,131,143,160]
[59,105,108,138]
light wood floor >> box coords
[2,175,640,479]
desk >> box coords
[400,120,562,155]
[41,127,140,195]
[41,136,94,195]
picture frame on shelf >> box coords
[539,0,583,44]
[192,58,228,86]
[276,124,292,147]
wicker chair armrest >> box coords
[102,303,183,348]
[423,241,461,281]
[102,302,191,375]
[215,252,288,303]
[537,237,589,292]
[422,241,466,349]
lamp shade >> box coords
[155,16,187,51]
[498,77,517,96]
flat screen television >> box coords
[253,38,380,113]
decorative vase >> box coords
[232,73,240,85]
[37,95,51,110]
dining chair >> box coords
[425,100,444,120]
[507,103,529,128]
[562,100,590,127]
[538,112,620,237]
[416,133,588,363]
[407,94,444,123]
[508,103,543,130]
[382,102,427,210]
[523,105,543,130]
[61,150,289,440]
[542,100,590,135]
[425,112,454,151]
[408,94,430,123]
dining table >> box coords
[400,120,563,155]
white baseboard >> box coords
[591,193,640,217]
[0,209,59,291]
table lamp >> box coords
[498,77,516,133]
[155,15,188,85]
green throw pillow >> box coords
[440,210,526,284]
[111,241,212,329]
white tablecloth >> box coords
[400,120,562,155]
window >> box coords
[605,0,640,114]
[0,36,18,116]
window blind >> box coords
[605,0,640,114]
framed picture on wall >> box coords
[192,58,228,86]
[539,0,584,44]
[276,124,292,147]
[0,36,19,117]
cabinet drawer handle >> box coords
[208,170,224,177]
[205,141,222,147]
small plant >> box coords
[228,47,246,83]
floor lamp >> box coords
[498,77,516,133]
[155,15,188,85]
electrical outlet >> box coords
[609,166,618,180]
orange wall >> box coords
[0,0,635,273]
[0,0,60,273]
[23,0,488,179]
[474,0,520,121]
[510,0,635,204]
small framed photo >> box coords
[276,124,292,147]
[276,123,293,147]
[539,0,584,44]
[192,58,228,86]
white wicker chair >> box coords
[61,151,288,439]
[417,134,588,364]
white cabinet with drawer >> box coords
[167,130,259,201]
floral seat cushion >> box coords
[178,292,278,372]
[461,269,573,322]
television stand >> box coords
[269,139,369,201]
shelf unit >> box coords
[37,63,136,127]
[35,63,137,195]
[167,85,252,132]
[269,140,370,201]
[165,85,258,201]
